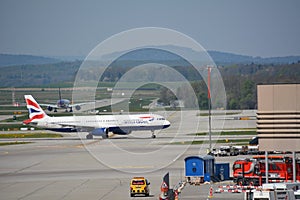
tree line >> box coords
[1,60,299,110]
[159,63,300,110]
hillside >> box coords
[1,51,299,109]
[0,54,60,67]
[209,51,300,65]
[220,64,300,109]
[0,61,80,87]
[99,46,300,66]
[1,49,300,68]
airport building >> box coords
[257,83,300,151]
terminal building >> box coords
[257,83,300,152]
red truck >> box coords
[233,156,294,186]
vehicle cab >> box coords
[130,177,150,197]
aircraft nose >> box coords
[163,120,171,129]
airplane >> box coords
[40,88,84,112]
[23,95,171,139]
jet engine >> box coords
[47,106,53,111]
[91,128,109,138]
[112,128,131,135]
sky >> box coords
[0,0,300,58]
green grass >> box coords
[192,130,256,136]
[1,115,28,122]
[0,141,32,146]
[0,124,33,131]
[197,111,242,117]
[171,138,251,145]
[0,133,63,138]
[0,106,27,111]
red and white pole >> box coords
[208,67,212,153]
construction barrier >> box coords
[215,185,260,193]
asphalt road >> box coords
[0,110,256,200]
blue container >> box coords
[185,156,204,177]
[215,163,230,181]
[202,155,215,176]
[184,155,215,177]
[204,173,211,182]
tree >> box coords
[240,80,255,109]
[159,87,176,105]
[228,98,238,109]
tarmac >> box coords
[0,110,256,199]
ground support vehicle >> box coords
[297,159,300,181]
[212,146,239,157]
[130,177,150,197]
[244,183,300,200]
[216,183,300,199]
[233,156,294,186]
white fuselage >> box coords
[24,94,170,137]
[32,113,170,134]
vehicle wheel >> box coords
[220,174,224,181]
[237,178,244,186]
[86,134,93,139]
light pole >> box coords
[208,67,212,154]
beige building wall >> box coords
[257,84,300,151]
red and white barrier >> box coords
[215,185,260,193]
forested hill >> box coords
[220,63,300,109]
[1,51,299,109]
[2,50,300,67]
[1,60,299,88]
[0,54,59,67]
[0,61,81,87]
[208,51,300,65]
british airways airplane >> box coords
[23,95,171,139]
[39,88,84,112]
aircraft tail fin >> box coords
[23,95,48,124]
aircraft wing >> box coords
[40,98,126,112]
[54,121,117,135]
[70,98,126,112]
[40,103,59,109]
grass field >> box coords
[171,138,251,145]
[193,130,256,136]
[0,133,63,138]
[197,112,242,116]
[0,141,32,146]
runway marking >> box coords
[36,141,96,149]
[173,154,182,162]
[79,140,101,147]
[36,145,80,149]
[112,165,154,169]
[98,181,120,200]
[166,110,178,121]
[34,140,101,150]
[18,181,57,200]
[0,151,9,155]
[12,162,41,174]
[61,179,90,199]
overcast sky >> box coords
[1,0,300,57]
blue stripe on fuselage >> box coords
[46,128,77,132]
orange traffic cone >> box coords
[208,186,213,199]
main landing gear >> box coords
[86,134,93,139]
[151,130,156,139]
[86,133,94,140]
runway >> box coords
[0,110,256,199]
